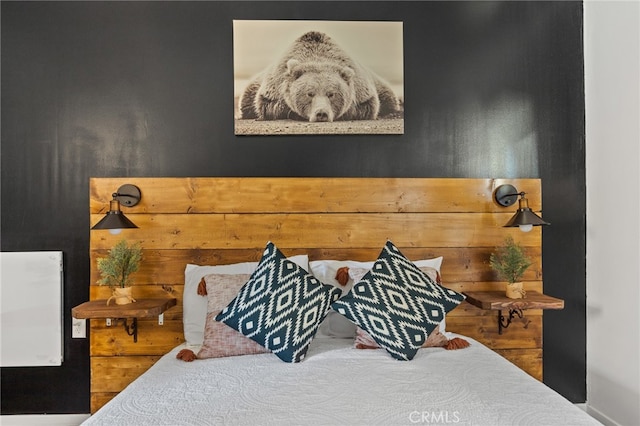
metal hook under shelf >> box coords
[498,308,529,335]
[116,318,138,342]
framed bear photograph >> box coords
[233,20,404,136]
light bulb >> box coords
[109,228,123,235]
[519,224,533,233]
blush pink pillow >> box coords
[355,324,448,349]
[197,274,270,359]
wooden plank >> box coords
[447,281,543,295]
[89,248,266,286]
[90,177,542,214]
[90,213,542,250]
[91,392,117,414]
[87,287,546,323]
[89,247,543,285]
[89,319,183,356]
[91,356,161,393]
[494,349,543,380]
[446,316,542,349]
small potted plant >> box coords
[489,236,532,299]
[97,239,142,305]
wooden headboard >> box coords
[89,177,543,412]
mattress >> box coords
[83,336,599,426]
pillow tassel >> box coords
[197,277,208,296]
[444,337,470,350]
[176,348,197,362]
[335,267,350,286]
[355,343,378,350]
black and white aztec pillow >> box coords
[331,241,465,361]
[216,241,342,363]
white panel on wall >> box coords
[0,251,64,367]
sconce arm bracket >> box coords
[113,184,141,207]
[494,184,522,207]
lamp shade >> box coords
[503,197,549,230]
[91,189,140,233]
[91,210,139,231]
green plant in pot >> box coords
[97,239,142,305]
[489,236,532,299]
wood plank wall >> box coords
[89,177,544,413]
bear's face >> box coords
[285,59,356,122]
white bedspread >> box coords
[83,336,600,426]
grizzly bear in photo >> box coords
[239,31,401,122]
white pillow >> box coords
[310,259,375,292]
[412,256,443,272]
[310,256,444,338]
[183,255,309,350]
[310,257,442,293]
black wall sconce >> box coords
[494,184,549,232]
[91,184,141,235]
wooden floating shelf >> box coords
[463,291,564,335]
[72,298,177,343]
[463,291,564,311]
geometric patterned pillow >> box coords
[348,265,449,342]
[216,242,342,363]
[348,264,448,335]
[197,274,270,359]
[331,241,465,360]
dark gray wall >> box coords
[1,1,585,414]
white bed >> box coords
[83,335,598,426]
[85,243,600,425]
